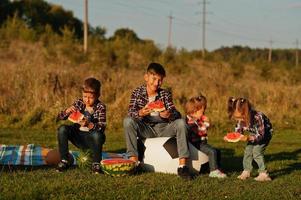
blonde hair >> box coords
[185,95,207,115]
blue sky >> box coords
[45,0,301,51]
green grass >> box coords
[0,128,300,200]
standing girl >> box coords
[228,97,273,181]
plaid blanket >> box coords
[0,144,128,166]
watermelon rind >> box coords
[101,159,136,176]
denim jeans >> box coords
[57,124,106,163]
[192,142,221,171]
[243,142,269,173]
[123,117,190,159]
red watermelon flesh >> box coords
[147,100,165,112]
[68,111,84,123]
[224,132,246,143]
[101,158,136,176]
[101,159,135,165]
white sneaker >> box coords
[237,170,251,180]
[209,169,227,178]
[254,172,272,181]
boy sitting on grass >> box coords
[56,77,106,174]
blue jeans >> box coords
[243,142,269,173]
[57,125,105,163]
[193,142,221,171]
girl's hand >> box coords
[248,135,256,142]
[160,110,171,119]
[66,106,77,114]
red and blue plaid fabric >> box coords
[0,144,54,166]
[0,144,129,166]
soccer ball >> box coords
[141,137,209,174]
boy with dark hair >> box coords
[123,62,192,180]
[56,77,106,174]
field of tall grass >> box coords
[0,38,301,132]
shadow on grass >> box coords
[219,148,301,178]
[107,148,127,154]
[219,148,243,173]
[0,165,55,173]
[266,148,301,177]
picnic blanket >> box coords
[0,144,128,166]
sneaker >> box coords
[237,170,251,180]
[133,162,145,175]
[254,172,272,181]
[177,166,192,180]
[92,163,103,174]
[56,160,70,172]
[209,169,227,178]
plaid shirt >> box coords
[127,85,181,123]
[235,111,272,143]
[186,115,210,143]
[57,98,106,131]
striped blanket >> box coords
[0,144,128,166]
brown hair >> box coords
[185,95,207,115]
[147,62,166,77]
[228,97,253,126]
[82,77,101,97]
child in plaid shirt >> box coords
[228,97,273,181]
[56,77,106,174]
[123,62,192,180]
[185,95,226,178]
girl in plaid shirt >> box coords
[56,77,106,174]
[228,97,273,181]
[185,96,226,178]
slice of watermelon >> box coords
[147,100,165,112]
[101,158,136,176]
[224,132,247,143]
[68,110,84,123]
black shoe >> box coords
[92,163,103,174]
[56,160,70,172]
[177,166,192,180]
[133,162,144,175]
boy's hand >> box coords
[87,122,94,130]
[79,118,89,127]
[66,106,77,114]
[160,110,171,119]
[138,106,152,117]
[248,135,256,142]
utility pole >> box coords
[295,39,299,67]
[167,12,174,48]
[84,0,88,53]
[268,39,273,63]
[201,0,208,58]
